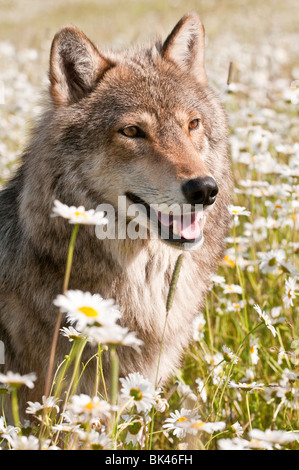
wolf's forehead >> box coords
[97,61,198,116]
[117,108,193,128]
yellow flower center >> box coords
[78,306,98,317]
[223,255,235,268]
[191,421,205,429]
[177,416,189,423]
[250,345,255,354]
[85,400,96,410]
[128,420,142,435]
[269,258,277,266]
[130,387,143,401]
[74,211,87,218]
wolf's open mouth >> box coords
[125,192,205,247]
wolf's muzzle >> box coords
[182,176,218,206]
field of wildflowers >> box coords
[0,0,298,451]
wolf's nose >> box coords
[182,176,218,206]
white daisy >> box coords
[222,254,236,268]
[204,353,225,382]
[253,304,277,337]
[222,345,239,364]
[271,306,283,319]
[258,249,286,274]
[65,394,111,424]
[0,417,19,437]
[209,274,226,289]
[249,339,260,365]
[26,396,60,415]
[85,323,143,351]
[248,429,299,446]
[218,437,250,450]
[122,414,150,447]
[162,408,200,439]
[153,390,169,413]
[0,371,37,389]
[228,380,265,392]
[53,290,121,330]
[76,429,111,450]
[228,205,251,217]
[283,277,297,309]
[51,199,108,225]
[2,431,40,450]
[192,313,206,341]
[177,382,197,401]
[188,419,226,435]
[60,325,84,342]
[119,372,155,413]
[232,421,244,437]
[195,378,207,403]
[222,284,243,295]
[227,300,245,312]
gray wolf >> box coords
[0,13,231,416]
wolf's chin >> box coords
[161,233,204,251]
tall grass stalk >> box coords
[149,253,184,450]
[110,345,120,448]
[11,387,20,428]
[215,322,263,420]
[44,224,80,400]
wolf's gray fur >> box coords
[0,13,231,417]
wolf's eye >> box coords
[189,119,200,131]
[120,126,145,138]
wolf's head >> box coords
[45,13,231,251]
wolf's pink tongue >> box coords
[157,210,203,240]
[174,212,203,240]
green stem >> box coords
[155,254,183,388]
[110,345,120,449]
[62,224,80,294]
[233,221,248,331]
[215,322,263,419]
[44,224,80,399]
[205,295,214,352]
[11,387,20,428]
[110,397,134,446]
[165,254,183,313]
[149,253,183,451]
[69,337,88,397]
[110,345,119,406]
[246,392,252,431]
[98,345,108,401]
[53,340,79,399]
[52,338,87,446]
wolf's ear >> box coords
[49,26,113,106]
[161,13,207,86]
